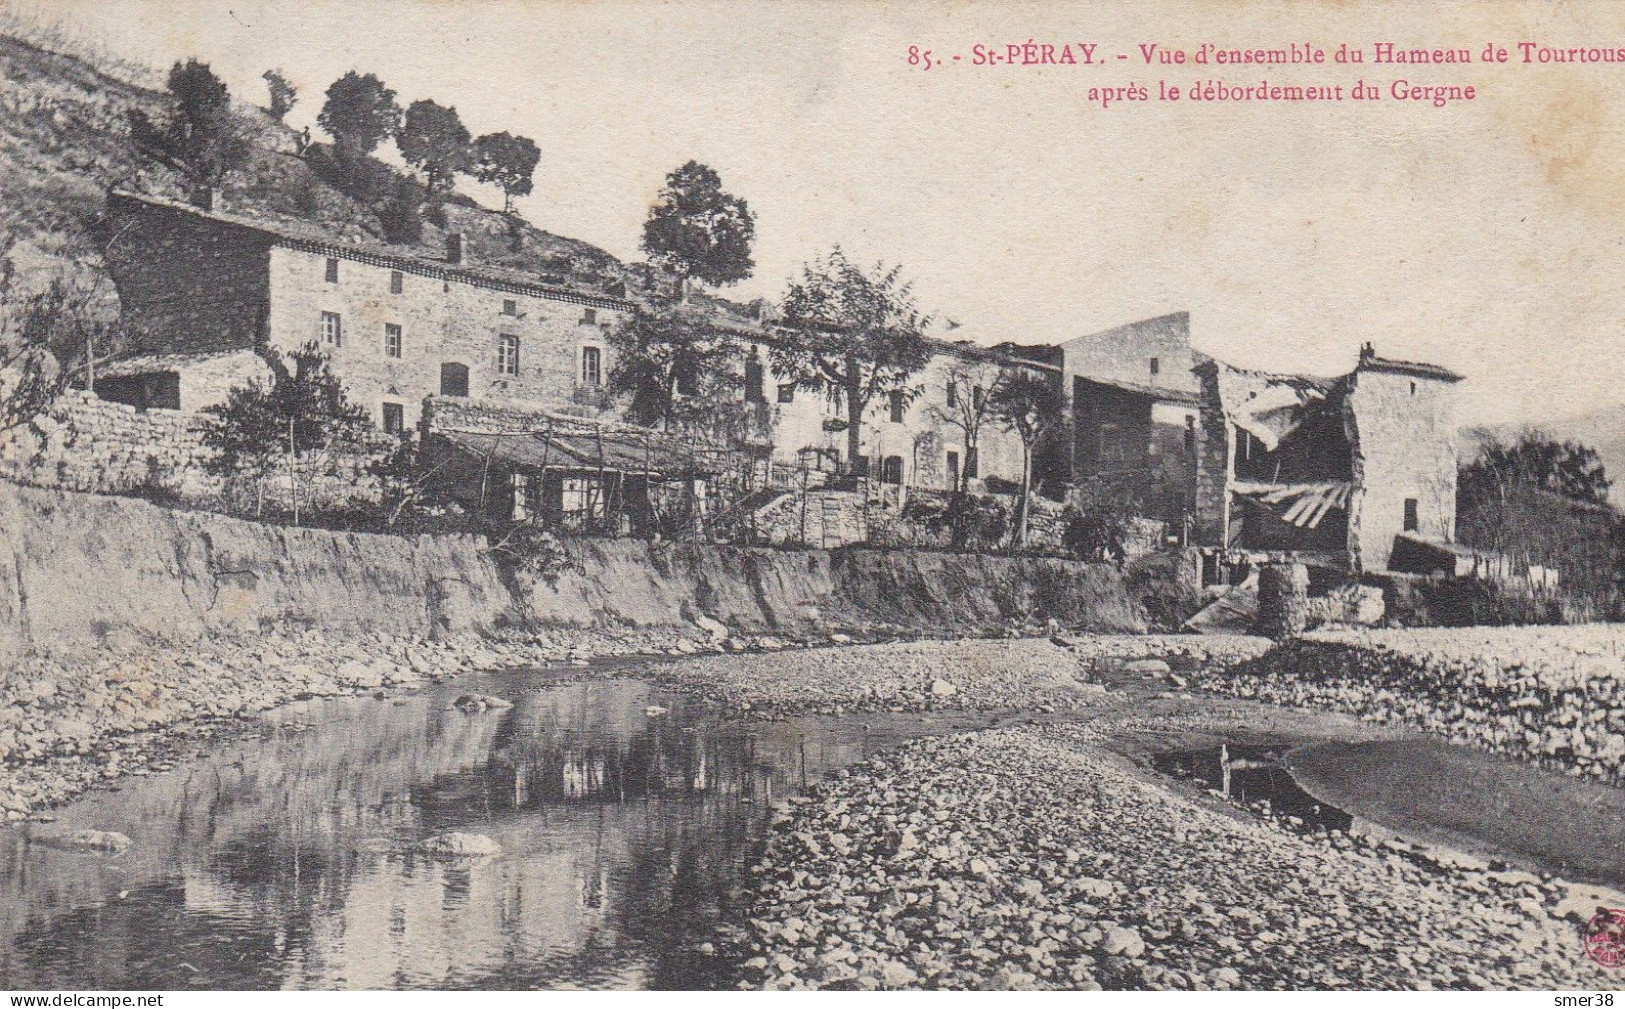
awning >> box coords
[436,427,708,478]
[1232,480,1353,529]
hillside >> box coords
[0,32,638,325]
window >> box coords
[1150,357,1160,377]
[1403,497,1419,532]
[964,447,979,480]
[390,270,403,294]
[946,380,958,408]
[502,299,518,317]
[889,390,906,423]
[581,308,597,325]
[1100,422,1124,464]
[1184,417,1197,454]
[744,355,765,403]
[321,311,342,347]
[946,451,960,489]
[881,455,905,485]
[581,346,602,386]
[1410,380,1418,396]
[497,334,520,376]
[440,362,469,397]
[381,402,404,434]
[324,258,339,283]
[511,473,540,521]
[777,383,795,404]
[972,385,985,412]
[562,476,605,526]
[384,323,402,359]
[674,364,697,397]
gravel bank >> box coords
[1186,625,1625,785]
[738,723,1621,990]
[639,634,1274,717]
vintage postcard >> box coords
[0,0,1622,996]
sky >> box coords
[12,0,1625,428]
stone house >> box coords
[730,326,1059,495]
[1041,312,1205,527]
[101,191,634,432]
[1193,344,1464,576]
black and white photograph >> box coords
[0,0,1623,995]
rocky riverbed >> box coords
[1183,624,1625,786]
[637,633,1274,717]
[736,723,1623,990]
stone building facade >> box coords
[103,191,633,431]
[731,329,1053,494]
[1193,347,1463,575]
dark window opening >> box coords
[777,382,795,404]
[946,380,958,409]
[881,455,904,485]
[972,385,985,412]
[581,308,597,325]
[502,299,518,317]
[744,355,766,403]
[581,346,602,386]
[324,258,339,283]
[389,270,403,294]
[1150,357,1160,377]
[381,402,404,433]
[964,447,979,479]
[440,362,470,397]
[889,390,905,423]
[946,450,960,489]
[1404,497,1419,532]
[675,365,697,397]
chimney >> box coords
[445,232,463,265]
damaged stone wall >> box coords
[1345,367,1459,573]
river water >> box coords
[0,666,989,990]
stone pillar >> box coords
[1256,562,1310,638]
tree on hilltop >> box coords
[317,71,400,163]
[262,69,297,121]
[398,99,471,193]
[128,58,250,195]
[472,132,540,213]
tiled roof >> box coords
[1358,354,1465,383]
[1073,373,1203,406]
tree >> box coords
[472,132,540,213]
[930,358,1006,494]
[770,247,932,468]
[397,99,471,193]
[200,342,370,522]
[990,369,1063,546]
[1460,429,1612,509]
[642,161,756,291]
[0,238,121,433]
[377,174,424,244]
[128,58,250,193]
[262,68,297,121]
[607,304,740,432]
[317,71,400,163]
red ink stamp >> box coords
[1584,908,1625,968]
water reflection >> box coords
[0,673,983,990]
